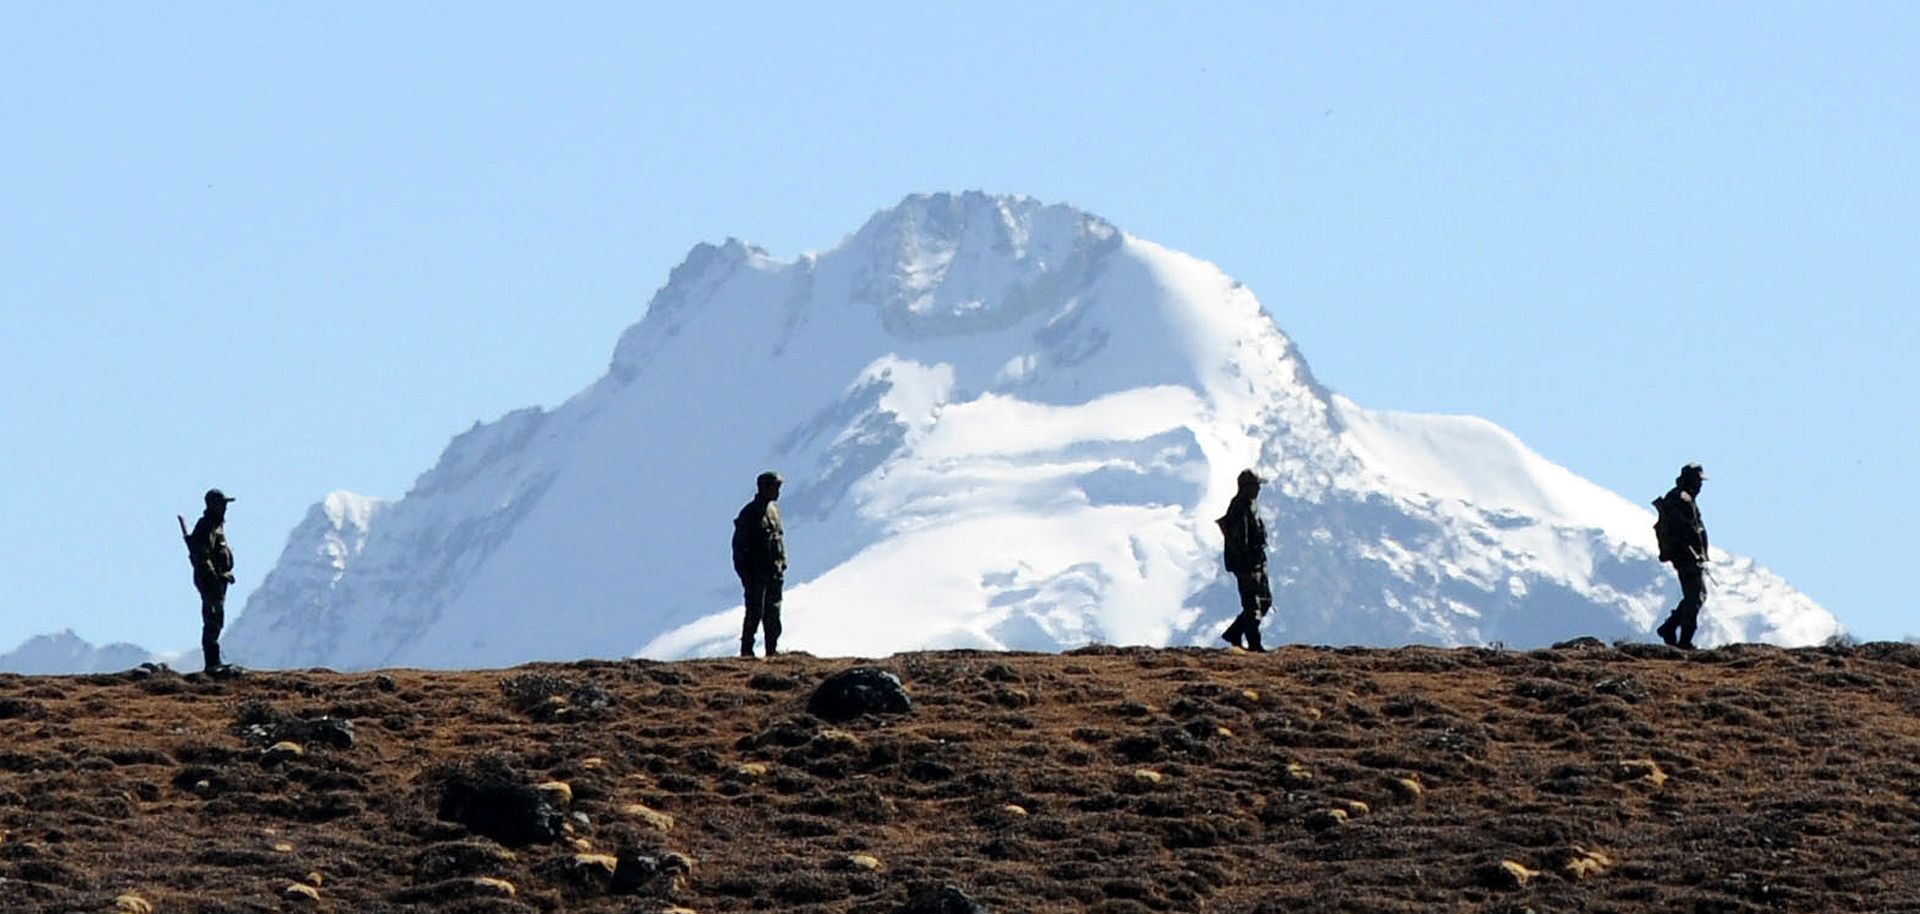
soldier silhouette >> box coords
[732,471,786,658]
[182,488,237,675]
[1653,463,1710,650]
[1218,469,1273,652]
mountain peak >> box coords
[230,193,1838,671]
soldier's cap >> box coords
[756,471,783,487]
[204,488,237,505]
[1679,463,1707,481]
[1236,469,1262,486]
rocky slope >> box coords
[3,641,1917,913]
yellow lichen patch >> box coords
[569,837,595,852]
[473,877,517,897]
[844,853,882,871]
[535,781,574,807]
[284,883,321,901]
[811,729,864,753]
[573,853,619,877]
[265,741,305,757]
[1500,860,1539,886]
[623,803,676,832]
[115,895,154,914]
[1616,759,1669,787]
[305,871,325,886]
[1563,847,1614,880]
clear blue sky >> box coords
[3,3,1913,654]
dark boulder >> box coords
[437,775,566,847]
[273,717,356,750]
[808,667,912,723]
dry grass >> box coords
[3,641,1920,912]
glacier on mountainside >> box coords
[225,192,1839,670]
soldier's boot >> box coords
[203,642,222,675]
[1220,618,1245,649]
[739,639,755,659]
[1244,626,1266,653]
[1655,618,1678,647]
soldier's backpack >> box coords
[1650,494,1678,563]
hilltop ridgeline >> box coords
[2,641,1918,913]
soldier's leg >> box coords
[740,577,763,657]
[1242,570,1270,653]
[200,584,226,672]
[1674,562,1705,648]
[1221,573,1249,647]
[1656,565,1686,646]
[762,575,783,656]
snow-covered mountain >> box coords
[0,629,155,675]
[226,192,1839,670]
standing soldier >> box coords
[1218,469,1272,652]
[732,471,786,658]
[183,488,237,675]
[1653,463,1709,650]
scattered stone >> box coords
[305,871,325,886]
[727,762,768,781]
[1614,759,1669,788]
[1304,808,1348,832]
[284,883,321,901]
[273,842,295,853]
[808,667,913,722]
[1130,769,1164,788]
[1342,799,1371,816]
[622,803,676,832]
[415,841,518,881]
[472,877,517,897]
[115,895,154,914]
[581,757,606,770]
[1559,846,1615,880]
[1215,726,1235,738]
[272,717,356,750]
[1391,776,1425,799]
[809,728,864,755]
[900,883,990,914]
[610,851,693,896]
[844,853,882,871]
[570,811,591,828]
[1284,762,1314,784]
[261,741,306,766]
[1001,804,1028,817]
[534,781,574,807]
[1476,859,1539,889]
[749,671,801,691]
[1552,636,1608,651]
[573,853,618,878]
[437,774,567,847]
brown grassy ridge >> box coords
[3,640,1920,913]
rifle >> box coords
[178,515,197,571]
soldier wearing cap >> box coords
[1653,463,1710,649]
[1217,468,1273,652]
[185,488,237,674]
[731,471,786,658]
